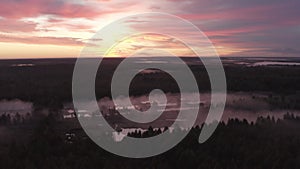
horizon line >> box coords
[1,55,300,60]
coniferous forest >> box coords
[0,112,299,169]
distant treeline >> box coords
[0,113,299,169]
[0,58,300,108]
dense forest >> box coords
[0,58,300,109]
[0,58,300,169]
[0,113,299,169]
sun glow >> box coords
[104,33,197,58]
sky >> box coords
[0,0,300,59]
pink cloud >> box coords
[41,20,95,32]
[0,19,37,32]
[0,0,114,19]
[0,34,85,46]
[0,0,300,57]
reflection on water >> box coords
[0,94,294,126]
[1,93,298,142]
[11,64,35,67]
[0,100,32,115]
[252,61,300,66]
[63,92,300,130]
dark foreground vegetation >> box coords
[0,113,299,169]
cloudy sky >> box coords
[0,0,299,58]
